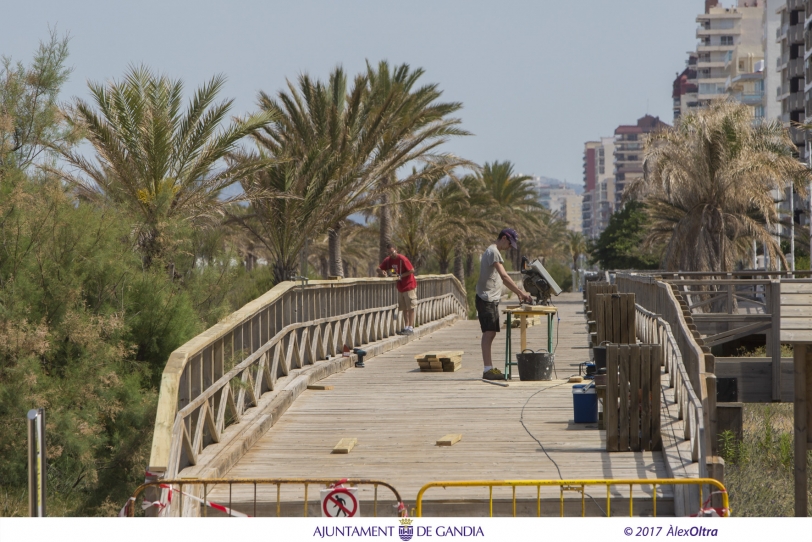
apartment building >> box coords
[777,0,805,154]
[581,141,600,238]
[581,137,616,239]
[763,0,784,121]
[674,1,766,120]
[672,53,698,121]
[614,116,669,206]
[534,179,583,233]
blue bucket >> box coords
[572,384,598,423]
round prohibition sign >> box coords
[322,488,358,517]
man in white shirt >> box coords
[476,228,533,380]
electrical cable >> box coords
[518,380,608,517]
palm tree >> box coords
[57,66,271,267]
[365,61,470,263]
[475,160,543,269]
[238,65,467,282]
[566,231,587,291]
[629,99,810,272]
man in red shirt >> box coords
[377,243,417,335]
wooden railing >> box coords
[635,303,707,475]
[615,274,713,476]
[148,275,467,479]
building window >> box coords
[721,36,734,46]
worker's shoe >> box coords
[482,368,506,380]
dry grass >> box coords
[722,403,812,516]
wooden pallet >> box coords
[415,350,464,372]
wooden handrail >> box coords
[148,275,467,478]
[615,273,712,479]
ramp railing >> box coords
[148,275,467,481]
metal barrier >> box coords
[415,479,729,518]
[124,478,407,517]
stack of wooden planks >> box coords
[415,350,464,372]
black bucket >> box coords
[516,349,554,381]
[592,342,609,372]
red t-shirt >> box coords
[379,254,417,292]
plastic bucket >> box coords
[592,345,607,372]
[572,384,598,423]
[516,350,554,381]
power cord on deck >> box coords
[519,315,609,517]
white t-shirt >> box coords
[476,244,504,302]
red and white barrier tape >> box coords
[119,483,250,517]
[690,490,729,517]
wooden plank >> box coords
[714,358,794,403]
[627,294,636,342]
[436,434,462,446]
[618,344,630,452]
[332,438,357,454]
[780,283,812,294]
[780,317,812,329]
[620,295,629,344]
[650,346,662,451]
[612,295,621,346]
[606,345,619,452]
[781,293,812,305]
[307,385,334,391]
[781,330,812,343]
[641,345,651,451]
[629,345,641,451]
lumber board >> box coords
[307,385,334,391]
[332,438,357,454]
[629,345,640,451]
[436,434,462,446]
[606,345,619,452]
[618,345,630,452]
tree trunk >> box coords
[453,243,465,283]
[272,259,296,285]
[465,251,474,278]
[438,257,449,274]
[320,256,328,278]
[328,224,344,277]
[379,174,394,262]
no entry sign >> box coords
[320,487,360,517]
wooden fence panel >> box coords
[606,346,619,452]
[605,343,663,452]
[596,293,636,345]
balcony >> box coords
[788,0,805,11]
[778,53,789,70]
[790,91,806,112]
[790,24,805,45]
[777,22,789,41]
[696,60,725,69]
[697,44,735,53]
[791,57,805,78]
[731,92,764,106]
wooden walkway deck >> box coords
[208,293,671,516]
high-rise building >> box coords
[672,53,698,121]
[676,1,766,120]
[778,0,805,154]
[763,0,784,122]
[582,137,617,239]
[581,141,600,238]
[613,115,669,206]
[533,179,583,233]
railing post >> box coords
[768,280,781,402]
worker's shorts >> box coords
[475,295,501,333]
[398,288,417,312]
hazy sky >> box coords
[2,1,706,188]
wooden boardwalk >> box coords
[209,293,670,516]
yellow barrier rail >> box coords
[415,479,729,517]
[124,478,406,517]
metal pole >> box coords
[27,410,36,517]
[753,239,757,269]
[27,408,46,517]
[791,185,795,273]
[808,140,812,271]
